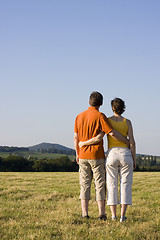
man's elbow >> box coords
[74,133,78,140]
[97,135,103,142]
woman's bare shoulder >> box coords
[126,118,132,126]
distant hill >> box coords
[28,142,75,155]
[28,142,73,151]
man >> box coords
[74,91,129,219]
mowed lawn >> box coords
[0,172,159,240]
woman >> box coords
[79,98,136,222]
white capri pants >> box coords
[106,147,133,205]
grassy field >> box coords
[0,151,75,161]
[0,172,159,240]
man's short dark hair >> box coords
[111,98,126,115]
[89,91,103,107]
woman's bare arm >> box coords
[79,131,105,148]
[127,119,136,169]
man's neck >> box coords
[90,105,99,110]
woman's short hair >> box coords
[111,98,126,115]
[89,91,103,107]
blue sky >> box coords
[1,0,160,155]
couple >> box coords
[74,91,136,222]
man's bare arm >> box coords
[79,129,129,148]
[78,129,129,149]
[109,129,130,148]
[74,133,79,164]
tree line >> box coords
[0,146,76,156]
[135,155,160,171]
[37,147,76,155]
[0,154,159,172]
[0,146,29,152]
[0,155,78,172]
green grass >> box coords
[0,151,75,161]
[0,172,159,240]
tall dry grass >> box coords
[0,172,159,240]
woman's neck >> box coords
[111,112,123,122]
[113,112,121,117]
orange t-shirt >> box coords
[74,106,113,159]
